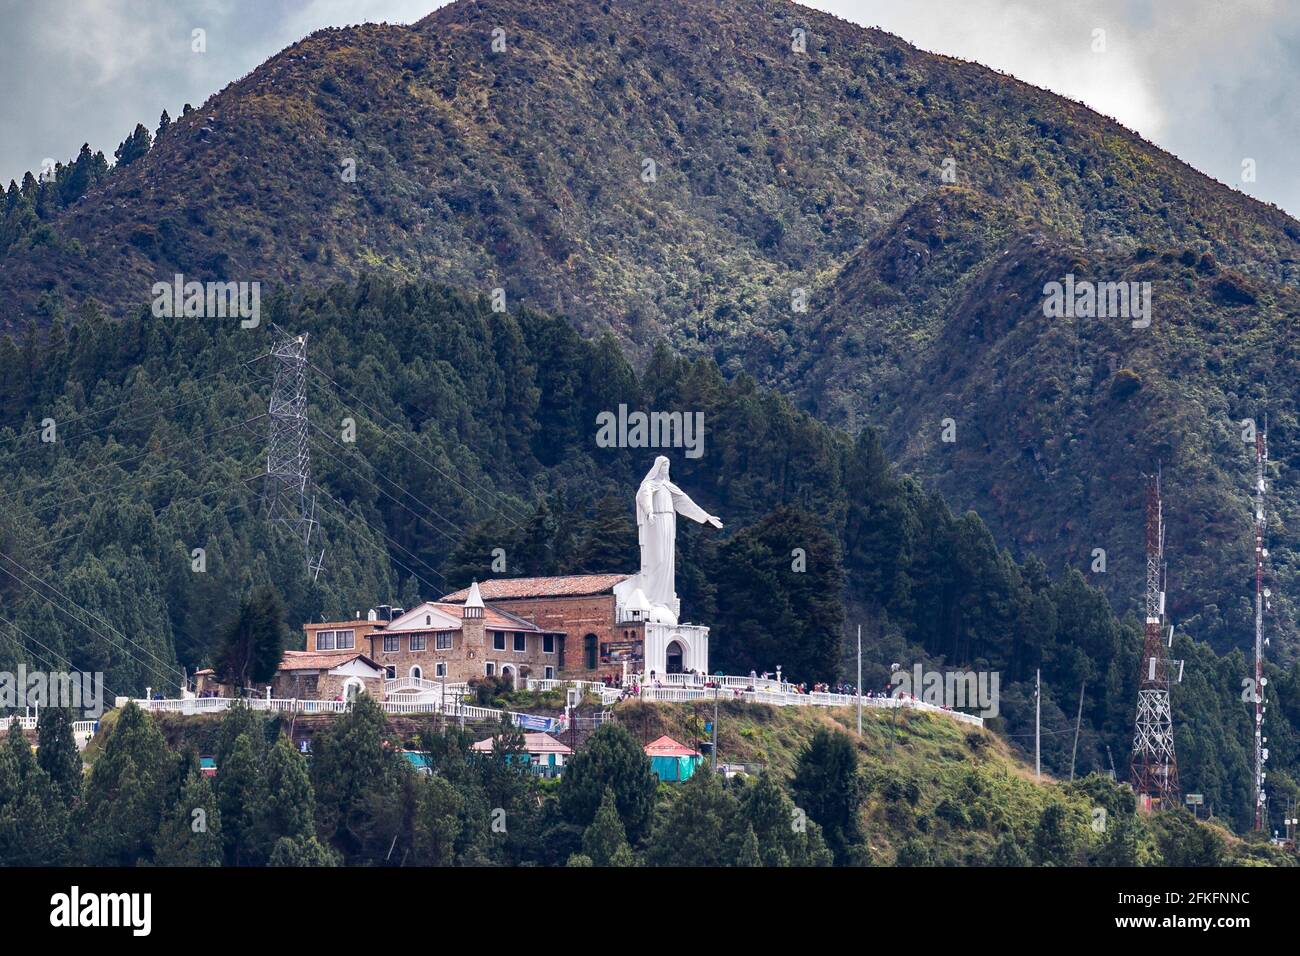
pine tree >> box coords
[37,707,82,807]
[1032,803,1080,866]
[216,586,289,691]
[113,123,152,167]
[645,767,742,866]
[216,733,268,865]
[581,788,633,866]
[156,110,172,138]
[737,824,762,867]
[791,729,862,864]
[154,768,223,866]
[558,722,657,843]
[741,771,832,866]
[255,735,316,848]
[310,694,399,860]
[268,834,341,866]
[80,702,174,865]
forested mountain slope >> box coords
[3,0,1297,660]
[1,279,1297,831]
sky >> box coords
[2,0,1297,216]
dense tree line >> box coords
[4,701,1270,867]
[0,276,1295,832]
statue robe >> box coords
[635,475,712,613]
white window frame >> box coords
[383,635,399,653]
[335,629,355,650]
[493,632,506,651]
[543,634,555,654]
[409,665,422,680]
[544,665,555,680]
[410,633,427,652]
[513,632,526,653]
[385,665,396,680]
[436,632,453,650]
[485,661,496,677]
[435,662,447,678]
[316,631,335,651]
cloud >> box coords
[2,0,1297,217]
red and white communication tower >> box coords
[1252,419,1270,831]
[1131,471,1183,809]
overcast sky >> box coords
[3,0,1296,216]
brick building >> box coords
[296,568,707,688]
[269,650,387,701]
[367,583,565,685]
[440,574,649,680]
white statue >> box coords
[620,455,722,625]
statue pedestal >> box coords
[642,622,709,681]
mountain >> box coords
[3,0,1299,655]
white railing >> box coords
[0,716,37,731]
[384,677,470,698]
[523,678,623,706]
[117,695,568,729]
[635,684,983,727]
[73,720,98,739]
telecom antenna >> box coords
[1131,471,1182,809]
[1253,417,1269,831]
[265,325,324,581]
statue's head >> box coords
[653,455,670,479]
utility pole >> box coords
[1252,417,1269,831]
[1035,668,1041,780]
[856,624,862,736]
[1131,470,1182,810]
[1069,682,1085,782]
[712,682,720,774]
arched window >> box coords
[410,665,422,681]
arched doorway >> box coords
[500,664,516,689]
[666,640,685,675]
[409,665,423,681]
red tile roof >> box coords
[278,650,382,672]
[441,574,630,602]
[413,601,549,633]
[644,735,701,758]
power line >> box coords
[0,413,267,504]
[307,360,529,528]
[308,425,466,543]
[0,351,270,451]
[312,483,448,593]
[28,483,257,553]
[0,610,128,705]
[0,549,185,692]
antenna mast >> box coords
[1131,471,1182,809]
[1253,417,1269,831]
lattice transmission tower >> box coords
[1131,471,1183,810]
[265,326,323,581]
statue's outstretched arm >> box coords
[668,482,723,529]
